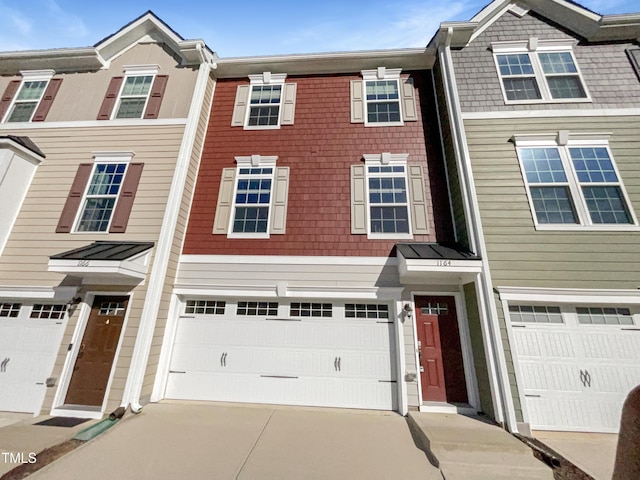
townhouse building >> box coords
[0,12,215,418]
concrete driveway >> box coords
[29,402,442,480]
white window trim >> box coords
[363,152,413,239]
[228,155,278,238]
[361,67,404,127]
[513,132,639,231]
[111,66,159,121]
[492,39,591,104]
[244,72,287,130]
[2,70,54,123]
[72,152,134,234]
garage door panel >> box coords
[519,362,584,393]
[513,329,576,358]
[525,395,622,433]
[580,331,640,360]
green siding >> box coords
[465,116,640,289]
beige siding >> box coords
[465,116,640,289]
[140,74,217,396]
[0,43,197,122]
[0,124,185,285]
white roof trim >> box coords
[497,286,640,304]
[48,249,151,284]
[0,286,78,301]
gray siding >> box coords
[452,10,640,112]
[465,115,640,289]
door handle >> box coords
[579,369,592,388]
[338,357,341,372]
[220,352,227,367]
[0,357,9,373]
[334,357,338,371]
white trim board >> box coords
[0,118,188,131]
[497,286,640,304]
[173,285,405,300]
[462,108,640,120]
[179,254,398,266]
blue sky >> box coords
[0,0,638,57]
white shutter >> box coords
[350,80,365,123]
[231,85,250,127]
[280,84,297,125]
[351,164,367,234]
[270,167,289,234]
[401,78,418,122]
[212,168,236,234]
[407,164,429,234]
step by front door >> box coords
[415,295,468,404]
[65,296,128,406]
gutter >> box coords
[437,27,518,432]
[121,48,215,413]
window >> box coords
[232,167,274,234]
[290,303,332,318]
[185,300,226,315]
[76,163,128,232]
[367,164,410,235]
[213,155,290,237]
[351,153,430,238]
[1,70,57,123]
[493,39,589,103]
[31,304,67,319]
[231,72,297,129]
[114,75,154,119]
[98,301,126,316]
[514,134,636,229]
[577,307,633,326]
[0,303,21,318]
[345,304,389,319]
[509,305,563,324]
[351,68,418,126]
[237,301,278,316]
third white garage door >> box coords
[165,299,397,410]
[509,304,640,433]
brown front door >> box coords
[65,296,128,406]
[416,296,468,404]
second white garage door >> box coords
[165,300,397,410]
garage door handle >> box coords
[338,357,341,371]
[0,357,9,373]
[220,352,227,367]
[334,357,338,371]
[580,369,592,388]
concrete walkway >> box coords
[408,412,554,480]
[535,431,618,480]
[26,402,442,480]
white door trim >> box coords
[51,291,133,418]
[411,290,480,413]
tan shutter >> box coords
[56,163,93,233]
[351,164,367,234]
[144,75,168,119]
[280,83,296,125]
[97,76,124,120]
[109,163,144,233]
[0,80,21,121]
[407,164,429,234]
[401,77,418,122]
[231,85,250,127]
[350,80,365,123]
[270,167,289,234]
[213,168,237,234]
[32,78,62,122]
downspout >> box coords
[122,45,215,414]
[438,27,518,432]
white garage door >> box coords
[165,300,397,410]
[0,303,67,413]
[509,304,640,433]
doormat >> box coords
[34,417,90,428]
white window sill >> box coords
[367,233,413,240]
[227,232,271,239]
[534,224,640,232]
[243,125,281,130]
[364,121,404,127]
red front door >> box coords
[415,296,468,403]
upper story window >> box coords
[76,162,128,232]
[351,68,418,126]
[231,72,297,129]
[350,153,429,239]
[212,155,290,238]
[0,70,61,123]
[56,153,144,234]
[97,66,168,121]
[493,39,589,103]
[514,132,637,230]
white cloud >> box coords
[45,0,89,38]
[0,5,32,36]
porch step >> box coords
[407,412,554,480]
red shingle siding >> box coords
[184,72,454,257]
